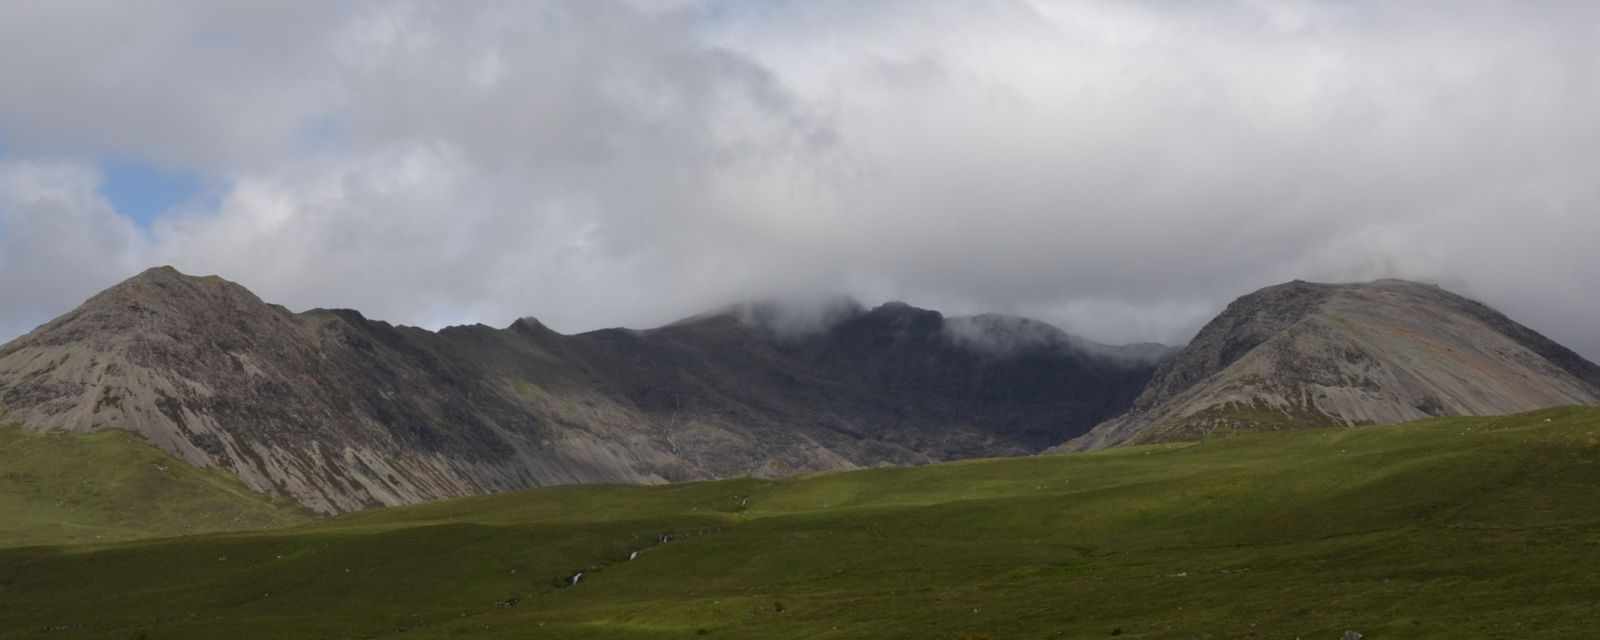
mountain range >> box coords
[0,267,1158,513]
[0,268,1595,513]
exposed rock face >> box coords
[1064,279,1600,450]
[0,267,1159,513]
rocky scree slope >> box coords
[1064,279,1600,450]
[0,267,1159,513]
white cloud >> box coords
[0,162,147,334]
[0,1,1596,359]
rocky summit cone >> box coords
[1065,279,1600,450]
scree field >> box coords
[4,408,1600,639]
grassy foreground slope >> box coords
[5,408,1600,638]
[0,426,310,547]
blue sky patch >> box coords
[98,158,206,226]
[296,112,350,153]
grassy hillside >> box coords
[5,408,1600,638]
[0,425,311,547]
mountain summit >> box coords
[1064,279,1600,450]
[0,267,1159,512]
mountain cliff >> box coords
[1064,279,1600,450]
[0,267,1159,512]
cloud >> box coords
[0,1,1596,360]
[0,161,146,334]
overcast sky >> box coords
[1,1,1596,359]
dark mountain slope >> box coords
[0,267,1160,512]
[1064,279,1600,450]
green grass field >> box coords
[5,408,1600,638]
[0,426,310,548]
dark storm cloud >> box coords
[0,1,1595,359]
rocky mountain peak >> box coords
[4,267,281,355]
[508,316,563,339]
[1128,279,1337,411]
[96,266,261,308]
[1064,278,1600,450]
[858,301,943,332]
